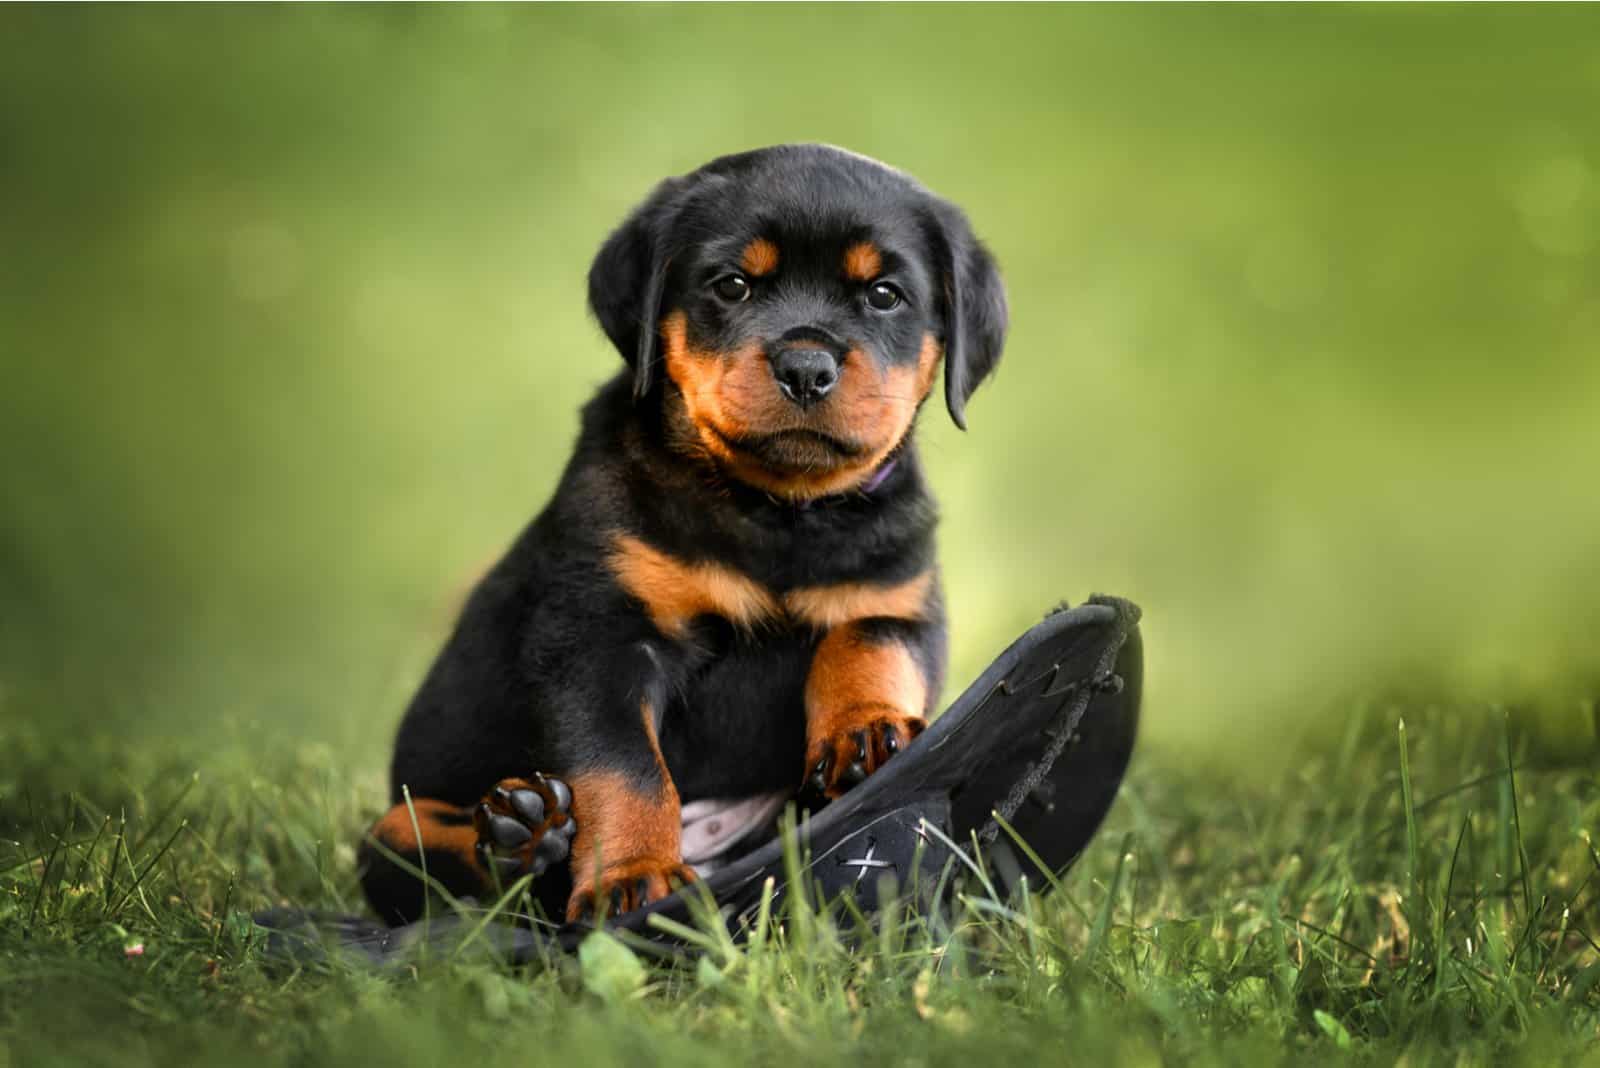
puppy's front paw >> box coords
[803,708,925,802]
[473,774,577,883]
[567,857,697,923]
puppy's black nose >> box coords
[772,348,840,407]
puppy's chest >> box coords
[605,530,934,640]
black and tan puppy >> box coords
[359,144,1007,925]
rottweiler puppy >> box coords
[359,143,1007,925]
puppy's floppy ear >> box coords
[588,177,686,400]
[926,202,1008,430]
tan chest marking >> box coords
[783,570,934,630]
[608,533,780,638]
[607,533,932,636]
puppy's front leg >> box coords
[561,643,697,922]
[803,620,939,800]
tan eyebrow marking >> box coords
[843,241,882,282]
[740,238,780,277]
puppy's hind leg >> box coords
[358,773,577,926]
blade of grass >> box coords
[1434,811,1471,998]
[1501,710,1533,918]
[26,828,66,935]
[914,819,996,898]
[750,875,776,960]
[1087,833,1132,959]
[646,911,728,956]
[400,784,430,934]
[1397,717,1424,914]
[101,809,127,916]
[113,829,162,924]
[992,809,1069,897]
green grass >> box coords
[4,705,1597,1066]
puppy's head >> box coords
[589,144,1007,500]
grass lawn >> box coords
[4,700,1597,1066]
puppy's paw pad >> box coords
[473,774,577,881]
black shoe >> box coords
[255,596,1142,966]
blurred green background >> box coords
[3,5,1598,781]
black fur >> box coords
[362,144,1007,924]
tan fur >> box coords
[565,764,691,920]
[609,532,932,636]
[843,241,883,282]
[740,237,780,277]
[784,570,934,630]
[607,532,781,637]
[368,799,482,875]
[806,624,930,725]
[803,623,929,796]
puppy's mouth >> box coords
[714,427,867,470]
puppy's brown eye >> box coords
[713,274,751,303]
[866,281,902,311]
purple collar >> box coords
[858,457,898,495]
[793,457,898,510]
